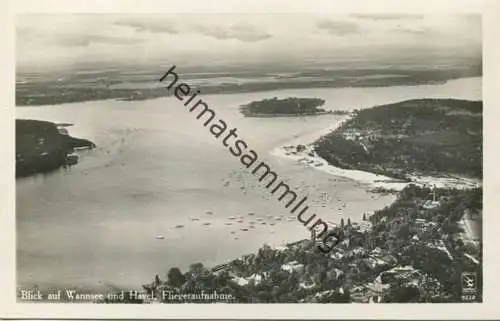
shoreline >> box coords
[271,115,481,191]
[16,119,95,178]
[242,111,337,118]
[16,75,481,107]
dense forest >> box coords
[314,99,482,179]
[240,97,326,116]
[16,119,95,177]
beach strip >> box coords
[271,115,480,191]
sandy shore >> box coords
[271,115,481,191]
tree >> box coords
[347,218,351,226]
[363,213,367,221]
[397,223,411,239]
[189,262,205,275]
[384,281,421,303]
[256,290,272,303]
[154,274,161,287]
[167,267,185,287]
[442,222,463,235]
[341,218,345,228]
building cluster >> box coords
[133,185,481,303]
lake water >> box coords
[16,77,482,291]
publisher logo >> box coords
[461,272,477,301]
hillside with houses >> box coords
[104,184,481,303]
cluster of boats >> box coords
[155,210,297,240]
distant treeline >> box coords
[16,65,481,106]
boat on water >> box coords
[175,225,184,228]
[65,154,79,166]
[240,228,249,231]
[203,222,211,226]
[155,235,165,240]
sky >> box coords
[16,14,481,71]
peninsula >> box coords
[314,99,482,181]
[16,119,95,177]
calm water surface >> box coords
[16,77,481,290]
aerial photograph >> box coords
[15,13,482,303]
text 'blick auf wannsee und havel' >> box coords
[19,289,234,302]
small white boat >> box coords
[155,235,165,240]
